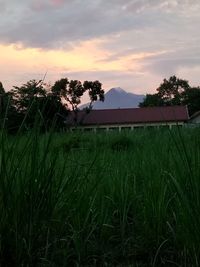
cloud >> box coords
[0,0,199,49]
[0,1,7,13]
[51,0,65,6]
[123,0,200,14]
[1,0,200,95]
[141,44,200,77]
[59,69,160,94]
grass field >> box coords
[1,127,200,266]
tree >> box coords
[139,93,164,107]
[0,82,21,132]
[37,93,69,130]
[51,78,104,125]
[10,80,46,112]
[9,80,67,130]
[8,80,46,130]
[140,75,191,108]
[0,82,5,115]
[0,82,6,126]
[83,80,105,108]
[1,77,104,132]
[182,87,200,116]
[139,75,200,116]
[156,75,190,105]
[0,82,4,94]
[52,79,84,113]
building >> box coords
[66,106,189,132]
[189,110,200,124]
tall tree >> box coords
[0,82,4,94]
[0,82,20,132]
[139,75,200,115]
[51,78,104,125]
[10,80,46,112]
[0,82,5,115]
[139,93,164,107]
[10,80,67,130]
[0,82,6,125]
[156,75,190,105]
[1,77,104,131]
[182,87,200,115]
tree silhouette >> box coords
[156,75,190,105]
[52,78,104,125]
[9,80,67,130]
[140,76,200,116]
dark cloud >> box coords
[141,45,200,77]
[0,0,130,48]
[0,0,199,49]
[1,0,200,93]
[0,1,7,13]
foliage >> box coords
[0,77,104,132]
[157,75,190,105]
[0,82,6,118]
[0,82,21,132]
[182,87,200,115]
[1,128,200,266]
[52,78,104,125]
[52,78,84,112]
[139,93,164,107]
[10,80,46,112]
[0,82,4,94]
[7,80,67,131]
[140,75,200,115]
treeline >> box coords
[0,78,104,133]
[140,75,200,116]
[1,75,199,133]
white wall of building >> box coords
[70,121,185,132]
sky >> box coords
[0,0,200,97]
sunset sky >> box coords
[0,0,200,96]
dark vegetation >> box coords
[1,76,200,266]
[139,75,200,116]
[0,78,104,133]
[1,128,200,266]
[0,75,200,134]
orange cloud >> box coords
[0,39,167,92]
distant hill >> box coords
[81,87,145,109]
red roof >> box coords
[67,106,189,126]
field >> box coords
[1,127,200,266]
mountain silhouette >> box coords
[81,87,144,109]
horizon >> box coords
[1,1,200,95]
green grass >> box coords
[1,127,200,266]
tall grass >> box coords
[0,127,200,266]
